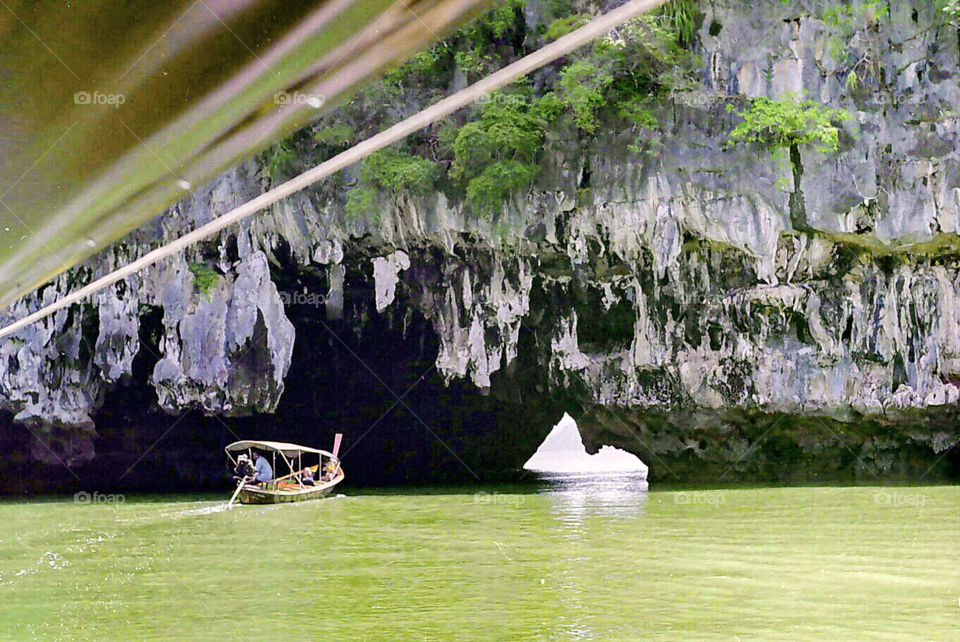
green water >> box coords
[2,478,957,640]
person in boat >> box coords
[232,454,256,483]
[321,459,339,482]
[250,450,273,484]
[299,467,315,486]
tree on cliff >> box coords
[725,96,850,230]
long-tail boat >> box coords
[225,436,344,506]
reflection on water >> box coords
[535,472,649,527]
[533,472,650,640]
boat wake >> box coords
[157,502,232,519]
[181,504,232,516]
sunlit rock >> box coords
[524,414,648,475]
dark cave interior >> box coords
[0,263,563,495]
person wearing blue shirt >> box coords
[251,451,273,483]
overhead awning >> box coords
[0,0,492,307]
[225,440,333,458]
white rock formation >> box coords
[524,413,648,475]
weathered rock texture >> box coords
[2,0,959,481]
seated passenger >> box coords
[299,467,315,486]
[250,450,273,483]
[321,460,339,482]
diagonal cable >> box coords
[0,0,668,340]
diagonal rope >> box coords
[0,0,664,341]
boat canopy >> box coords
[225,440,334,459]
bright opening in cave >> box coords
[523,413,648,475]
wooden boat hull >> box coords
[238,472,344,505]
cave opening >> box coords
[574,296,635,353]
[36,261,565,494]
[227,261,557,486]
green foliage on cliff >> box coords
[451,90,561,216]
[461,0,525,43]
[188,262,220,297]
[822,0,888,32]
[361,149,438,194]
[345,148,439,221]
[263,140,297,185]
[294,0,702,221]
[454,47,492,78]
[557,13,701,135]
[313,123,355,149]
[726,97,850,153]
[345,187,377,223]
[385,0,526,84]
[819,0,887,83]
[382,48,444,85]
[544,14,588,41]
[658,0,699,47]
[464,161,540,217]
[942,0,960,22]
[559,60,613,133]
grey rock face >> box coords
[2,0,959,469]
[151,250,294,415]
[0,281,100,464]
[404,255,533,388]
[373,251,411,312]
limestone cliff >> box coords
[2,0,959,482]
